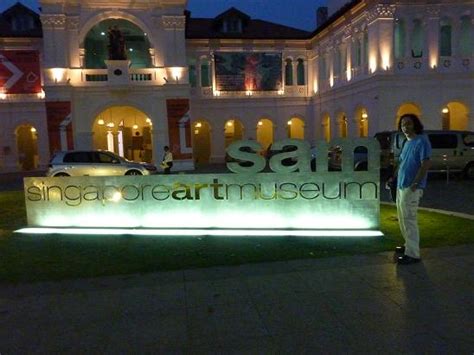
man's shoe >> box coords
[395,246,405,254]
[397,255,421,265]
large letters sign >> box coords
[21,138,381,236]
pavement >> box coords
[1,245,473,354]
[0,168,473,353]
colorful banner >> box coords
[214,52,282,91]
[0,50,41,94]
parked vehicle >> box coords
[375,130,474,179]
[47,150,156,177]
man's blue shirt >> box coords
[397,134,432,189]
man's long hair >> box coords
[398,113,424,134]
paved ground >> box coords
[1,245,473,354]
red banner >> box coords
[46,102,73,154]
[0,50,42,94]
[166,99,192,160]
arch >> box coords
[439,17,452,57]
[296,58,305,85]
[396,102,422,128]
[336,112,348,138]
[79,10,154,48]
[92,106,154,162]
[15,124,39,171]
[459,15,472,57]
[84,18,152,69]
[287,116,305,139]
[394,18,406,59]
[192,119,212,165]
[256,117,274,150]
[285,58,294,86]
[441,101,469,131]
[224,119,244,148]
[355,107,369,137]
[321,113,331,142]
[411,19,424,58]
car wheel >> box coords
[464,162,474,180]
[125,170,142,176]
[54,173,70,177]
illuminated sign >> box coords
[19,138,381,237]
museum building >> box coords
[0,0,472,173]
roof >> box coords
[186,9,311,40]
[310,0,362,37]
[0,2,42,38]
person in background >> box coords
[161,146,173,174]
[387,113,432,265]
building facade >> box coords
[0,0,472,173]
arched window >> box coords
[285,59,294,86]
[440,18,452,57]
[460,16,472,57]
[296,59,305,85]
[394,19,406,59]
[200,60,211,87]
[354,38,362,67]
[188,58,197,87]
[411,19,424,58]
[84,19,151,69]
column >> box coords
[161,15,186,67]
[67,16,80,68]
[210,125,225,163]
[367,4,396,73]
[425,7,440,69]
[40,14,68,68]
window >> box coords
[354,38,362,67]
[188,59,197,87]
[459,16,472,57]
[95,152,118,163]
[200,62,211,87]
[285,59,293,86]
[411,19,424,58]
[11,15,34,31]
[462,134,474,147]
[296,59,305,85]
[394,19,406,59]
[225,18,242,33]
[428,134,457,149]
[439,19,452,57]
[64,152,93,163]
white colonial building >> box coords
[0,0,472,172]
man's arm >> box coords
[410,159,431,191]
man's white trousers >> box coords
[396,188,423,258]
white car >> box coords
[47,150,156,177]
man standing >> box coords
[161,146,173,174]
[390,114,432,265]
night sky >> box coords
[0,0,327,32]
